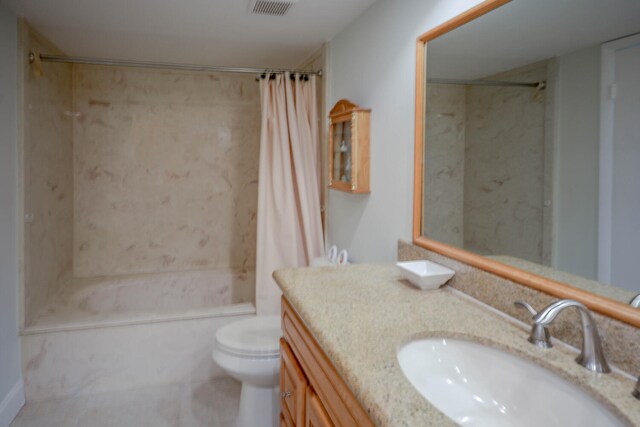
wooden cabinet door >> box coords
[281,413,292,427]
[306,388,334,427]
[281,338,307,426]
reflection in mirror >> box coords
[421,0,640,306]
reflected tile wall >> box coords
[21,22,74,324]
[72,66,261,277]
[424,84,466,247]
[463,61,548,263]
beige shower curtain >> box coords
[256,73,324,315]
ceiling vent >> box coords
[250,0,298,16]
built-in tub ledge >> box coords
[274,263,640,427]
[22,302,256,335]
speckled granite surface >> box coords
[398,240,640,375]
[274,264,639,427]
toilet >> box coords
[212,315,282,427]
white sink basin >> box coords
[397,338,624,427]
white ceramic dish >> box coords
[396,260,455,290]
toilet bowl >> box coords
[212,315,282,427]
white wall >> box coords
[327,0,484,262]
[0,4,25,426]
[554,46,600,279]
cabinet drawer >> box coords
[306,388,334,427]
[281,338,307,426]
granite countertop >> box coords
[274,263,639,427]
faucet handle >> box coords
[515,300,539,316]
[514,301,552,349]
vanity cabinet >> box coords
[280,297,374,427]
[328,99,371,194]
[306,388,333,427]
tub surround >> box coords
[21,23,262,329]
[18,22,264,411]
[274,264,638,426]
[72,65,261,277]
[398,240,640,375]
[20,21,74,325]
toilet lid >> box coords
[215,315,282,357]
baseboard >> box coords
[0,379,25,427]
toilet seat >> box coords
[215,315,281,358]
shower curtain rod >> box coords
[428,78,544,88]
[29,52,323,77]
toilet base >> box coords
[236,383,280,427]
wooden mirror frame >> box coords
[412,0,640,327]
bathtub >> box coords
[22,268,257,401]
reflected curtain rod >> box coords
[29,52,323,77]
[428,78,544,88]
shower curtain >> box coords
[256,73,325,315]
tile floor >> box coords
[10,378,240,427]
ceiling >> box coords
[427,0,640,80]
[1,0,376,68]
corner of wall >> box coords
[0,380,24,427]
[0,4,25,425]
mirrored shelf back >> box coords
[329,99,371,194]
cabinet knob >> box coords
[281,390,292,398]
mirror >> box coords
[416,0,640,317]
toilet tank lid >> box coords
[215,315,282,356]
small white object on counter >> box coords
[396,260,455,290]
[310,246,350,267]
[336,249,349,265]
[327,245,338,263]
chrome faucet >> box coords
[630,294,640,308]
[533,299,610,373]
[514,301,552,348]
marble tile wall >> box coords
[398,240,640,375]
[424,84,466,247]
[463,61,549,263]
[71,66,261,277]
[21,22,74,325]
